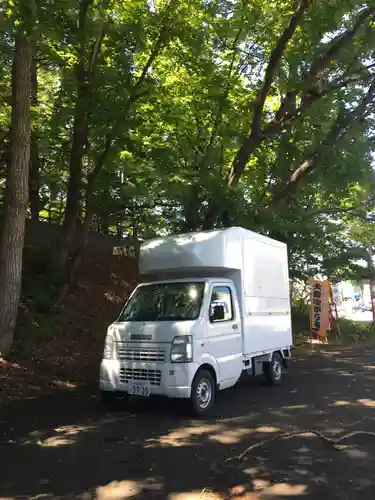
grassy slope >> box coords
[0,233,139,401]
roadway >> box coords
[1,346,375,499]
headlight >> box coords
[170,335,193,363]
[103,335,116,360]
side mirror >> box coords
[211,304,225,322]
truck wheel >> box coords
[190,369,216,416]
[100,390,128,410]
[264,352,284,386]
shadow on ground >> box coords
[1,346,375,499]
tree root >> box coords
[227,420,375,463]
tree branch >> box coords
[133,29,166,94]
[89,8,174,185]
[273,6,375,126]
[304,206,369,220]
[88,0,112,76]
[226,426,374,463]
[88,20,108,77]
[198,26,244,170]
[252,0,311,136]
[266,77,375,211]
[108,200,180,217]
[227,0,311,185]
[264,70,375,137]
[308,6,375,84]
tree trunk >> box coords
[58,84,88,268]
[65,183,95,291]
[29,37,41,222]
[220,209,231,228]
[182,187,202,232]
[48,182,57,224]
[202,200,219,230]
[366,246,375,324]
[101,214,109,234]
[29,133,41,222]
[116,217,122,237]
[182,210,201,232]
[57,0,90,270]
[0,14,32,356]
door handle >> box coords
[232,324,238,330]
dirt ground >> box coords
[1,346,375,499]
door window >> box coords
[209,286,233,322]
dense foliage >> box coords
[2,0,375,352]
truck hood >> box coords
[108,320,196,343]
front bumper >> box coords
[99,359,199,399]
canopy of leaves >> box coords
[2,0,375,279]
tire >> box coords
[100,390,129,410]
[264,352,284,386]
[190,369,216,416]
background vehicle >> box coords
[99,227,293,415]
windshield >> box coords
[118,282,205,322]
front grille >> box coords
[120,368,162,386]
[117,344,165,362]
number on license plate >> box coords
[129,383,150,397]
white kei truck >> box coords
[99,227,293,415]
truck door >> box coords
[206,283,243,385]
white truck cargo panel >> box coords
[139,226,292,356]
[139,227,284,274]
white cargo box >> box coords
[139,227,291,355]
[140,228,243,273]
[140,227,289,298]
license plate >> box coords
[128,382,150,397]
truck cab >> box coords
[100,277,243,414]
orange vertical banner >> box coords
[308,279,330,340]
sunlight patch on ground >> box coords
[38,435,76,447]
[96,477,163,499]
[252,478,271,490]
[357,398,375,407]
[54,424,95,435]
[341,446,369,459]
[147,423,281,447]
[331,400,353,406]
[20,424,97,448]
[209,426,280,445]
[169,490,224,500]
[230,484,260,498]
[243,467,261,476]
[19,416,129,448]
[209,427,253,444]
[51,380,77,389]
[168,477,307,498]
[254,426,280,433]
[96,480,140,499]
[251,479,307,496]
[146,423,223,448]
[261,482,307,496]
